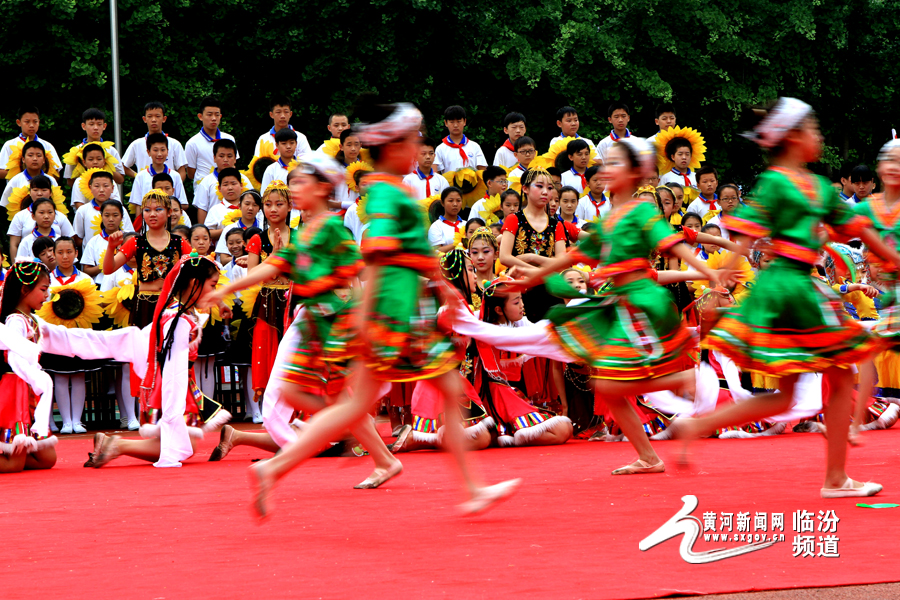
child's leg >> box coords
[54,374,73,430]
[851,360,877,443]
[822,367,864,489]
[239,366,260,420]
[70,374,86,429]
[601,392,662,469]
[0,452,26,473]
[434,369,484,496]
[515,419,573,447]
[684,374,798,437]
[348,414,402,478]
[24,447,57,470]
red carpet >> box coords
[5,426,900,599]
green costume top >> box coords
[853,194,900,347]
[547,198,691,379]
[709,167,877,374]
[270,211,363,301]
[722,167,865,263]
[360,175,456,382]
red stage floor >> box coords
[5,425,900,599]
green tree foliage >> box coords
[3,0,898,189]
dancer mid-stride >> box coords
[448,137,725,475]
[208,101,519,518]
[680,98,900,498]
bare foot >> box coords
[848,424,862,447]
[249,461,274,519]
[670,417,700,467]
[354,460,403,489]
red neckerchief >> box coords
[698,193,719,210]
[671,168,692,187]
[439,215,461,231]
[587,192,606,217]
[502,139,515,153]
[416,168,433,196]
[442,135,469,163]
[53,267,79,286]
[610,129,631,141]
[571,167,587,190]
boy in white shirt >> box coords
[434,105,487,173]
[74,172,134,248]
[685,166,721,218]
[467,166,508,224]
[204,168,247,242]
[63,108,125,185]
[315,113,350,152]
[16,197,59,262]
[214,189,263,259]
[427,187,464,253]
[647,103,677,146]
[559,139,591,194]
[130,134,188,211]
[595,102,632,165]
[576,166,610,222]
[122,101,187,179]
[493,112,526,168]
[401,138,449,200]
[507,136,537,181]
[254,97,311,159]
[7,175,73,262]
[704,184,740,241]
[68,144,123,209]
[221,228,248,281]
[658,137,698,190]
[549,106,597,161]
[259,128,300,193]
[185,95,238,186]
[0,141,60,208]
[80,199,127,284]
[0,106,61,179]
[193,138,251,224]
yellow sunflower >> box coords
[320,138,341,158]
[478,193,502,226]
[6,140,60,180]
[238,283,262,318]
[655,126,706,174]
[62,141,117,179]
[442,168,486,207]
[37,278,104,329]
[5,185,30,221]
[243,140,278,190]
[346,161,374,192]
[199,269,236,325]
[100,277,136,329]
[417,192,441,227]
[290,214,302,229]
[222,209,242,227]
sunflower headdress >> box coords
[262,179,290,201]
[243,140,277,190]
[101,274,136,329]
[6,140,60,180]
[290,214,302,229]
[37,277,104,329]
[200,268,236,326]
[320,138,341,158]
[346,161,374,192]
[62,141,118,179]
[442,168,487,207]
[5,185,67,220]
[532,137,597,171]
[655,126,706,175]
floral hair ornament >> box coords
[618,136,658,180]
[741,97,812,149]
[878,138,900,162]
[469,226,498,250]
[355,102,423,147]
[291,153,346,190]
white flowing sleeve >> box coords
[4,316,54,438]
[154,317,193,467]
[446,305,574,363]
[36,319,151,380]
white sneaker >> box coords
[127,419,141,431]
[119,417,128,429]
[60,423,73,434]
[458,479,522,515]
[252,414,264,424]
[49,420,59,433]
[73,423,87,434]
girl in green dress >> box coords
[683,98,900,498]
[453,138,723,475]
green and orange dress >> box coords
[361,174,457,382]
[547,197,691,380]
[267,212,364,395]
[854,193,900,350]
[709,167,878,373]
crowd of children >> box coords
[0,94,897,514]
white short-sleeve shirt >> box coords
[73,201,135,246]
[193,170,253,212]
[184,130,238,186]
[129,166,187,206]
[215,221,258,254]
[427,217,463,248]
[0,136,62,174]
[70,176,121,208]
[16,227,60,262]
[254,127,312,159]
[204,202,262,232]
[575,193,611,222]
[100,264,136,292]
[0,171,60,208]
[122,134,187,173]
[259,160,293,196]
[560,168,587,195]
[659,169,697,190]
[9,207,73,239]
[492,143,518,169]
[434,137,488,173]
[686,197,721,219]
[401,169,449,200]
